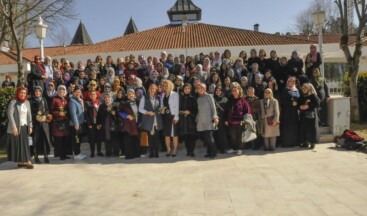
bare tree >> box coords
[294,0,347,34]
[0,0,76,85]
[335,0,367,122]
[50,24,72,46]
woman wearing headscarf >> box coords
[288,51,304,79]
[144,70,160,90]
[139,83,163,158]
[160,80,180,157]
[298,83,320,149]
[85,90,103,157]
[310,68,330,127]
[97,94,119,157]
[224,82,252,155]
[118,89,140,159]
[213,86,228,153]
[7,87,34,169]
[83,80,101,101]
[196,83,218,159]
[106,67,116,85]
[280,77,300,147]
[178,83,198,157]
[29,55,46,94]
[30,86,51,164]
[50,85,71,160]
[246,87,261,150]
[305,44,322,78]
[260,88,280,151]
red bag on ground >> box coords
[340,129,365,142]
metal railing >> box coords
[326,79,344,95]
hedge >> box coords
[343,71,367,122]
[0,87,16,135]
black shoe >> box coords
[310,144,315,149]
[90,153,95,158]
[60,157,66,161]
[17,164,26,168]
[35,158,41,164]
[25,164,34,169]
[44,157,50,164]
[149,154,154,158]
[166,153,171,157]
[190,153,195,157]
[97,152,104,157]
[204,154,210,158]
[63,155,71,159]
[171,154,176,157]
[154,153,159,158]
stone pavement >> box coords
[0,143,367,216]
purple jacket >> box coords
[225,97,252,126]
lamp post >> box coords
[312,10,325,77]
[35,16,48,62]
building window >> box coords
[324,63,346,81]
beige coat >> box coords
[260,98,280,138]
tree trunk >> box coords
[16,47,24,87]
[348,64,360,123]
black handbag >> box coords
[56,120,68,130]
[305,111,315,119]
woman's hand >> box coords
[29,127,33,135]
[13,127,18,136]
[213,118,219,125]
[173,120,178,125]
[146,111,155,116]
[59,112,65,117]
[97,125,102,130]
[88,125,93,129]
[111,110,116,116]
[300,105,309,110]
[184,110,190,116]
[127,115,134,121]
[292,101,297,107]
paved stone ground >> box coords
[0,143,367,216]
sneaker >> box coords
[226,149,235,154]
[74,154,85,160]
[79,153,86,158]
[237,150,242,155]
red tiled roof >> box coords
[289,34,359,45]
[0,51,17,64]
[66,23,315,55]
[17,44,87,61]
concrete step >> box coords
[319,126,331,135]
[320,133,334,143]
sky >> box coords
[29,0,313,47]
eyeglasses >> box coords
[90,84,96,86]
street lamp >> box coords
[35,16,48,62]
[312,10,325,77]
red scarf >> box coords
[37,63,46,75]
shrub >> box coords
[0,87,16,135]
[343,71,367,122]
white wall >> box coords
[0,62,30,83]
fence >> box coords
[326,79,344,95]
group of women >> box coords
[5,45,326,169]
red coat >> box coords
[119,101,138,136]
[83,90,101,101]
[50,96,70,137]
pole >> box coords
[318,25,325,78]
[40,38,44,62]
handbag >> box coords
[242,130,257,143]
[56,120,68,130]
[140,131,149,147]
[305,111,315,119]
[266,116,274,125]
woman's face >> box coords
[183,86,191,95]
[35,89,42,97]
[270,51,277,58]
[268,81,274,89]
[209,85,215,94]
[48,84,54,91]
[90,91,97,100]
[259,50,265,57]
[255,76,261,84]
[265,71,271,78]
[224,78,230,85]
[247,89,254,97]
[73,89,81,98]
[117,91,124,98]
[232,87,240,98]
[251,50,256,57]
[58,88,66,97]
[264,90,271,99]
[215,88,222,96]
[241,78,248,85]
[19,90,27,100]
[127,92,135,100]
[162,82,169,93]
[104,95,112,104]
[287,79,295,88]
[312,70,318,77]
[149,85,157,96]
[301,85,309,94]
[212,75,218,82]
[197,86,205,95]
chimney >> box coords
[182,15,188,32]
[254,23,259,32]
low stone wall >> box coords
[328,96,350,136]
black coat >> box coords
[280,88,300,147]
[179,94,198,135]
[30,97,51,154]
[29,64,45,93]
[287,58,304,78]
[305,52,322,78]
[266,58,280,75]
[298,94,320,144]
